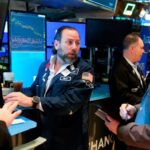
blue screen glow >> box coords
[46,21,86,48]
[11,51,45,87]
[140,26,150,51]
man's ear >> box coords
[129,44,135,54]
[54,40,60,50]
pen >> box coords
[125,103,128,121]
[125,103,128,109]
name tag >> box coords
[60,76,71,81]
[61,69,71,77]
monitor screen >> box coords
[10,11,46,51]
[10,11,46,87]
[0,0,9,45]
[46,21,86,48]
[86,19,132,48]
[83,0,117,12]
[11,51,45,87]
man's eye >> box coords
[69,41,73,45]
[76,41,80,46]
[67,40,73,45]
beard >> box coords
[57,52,78,64]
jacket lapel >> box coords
[41,69,50,96]
[137,66,146,89]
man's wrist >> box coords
[32,96,40,108]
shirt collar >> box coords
[124,56,137,69]
[49,55,71,74]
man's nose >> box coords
[72,42,79,50]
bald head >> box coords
[123,33,140,50]
[123,33,144,63]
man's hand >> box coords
[104,115,120,135]
[120,103,137,121]
[4,92,33,107]
[0,101,22,127]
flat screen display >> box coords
[83,0,117,11]
[47,21,86,48]
[140,26,150,51]
[11,51,45,87]
[10,11,46,51]
[86,19,132,48]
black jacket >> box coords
[109,56,147,120]
[24,58,94,150]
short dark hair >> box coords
[52,26,78,54]
[123,33,140,50]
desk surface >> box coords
[9,116,37,136]
[90,84,110,101]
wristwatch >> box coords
[32,96,40,108]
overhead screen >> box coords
[86,19,132,48]
[10,11,46,87]
[47,21,86,48]
[83,0,118,11]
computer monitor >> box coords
[47,21,86,48]
[86,19,132,48]
[11,51,45,87]
[10,11,46,51]
[83,0,117,12]
[10,11,46,87]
